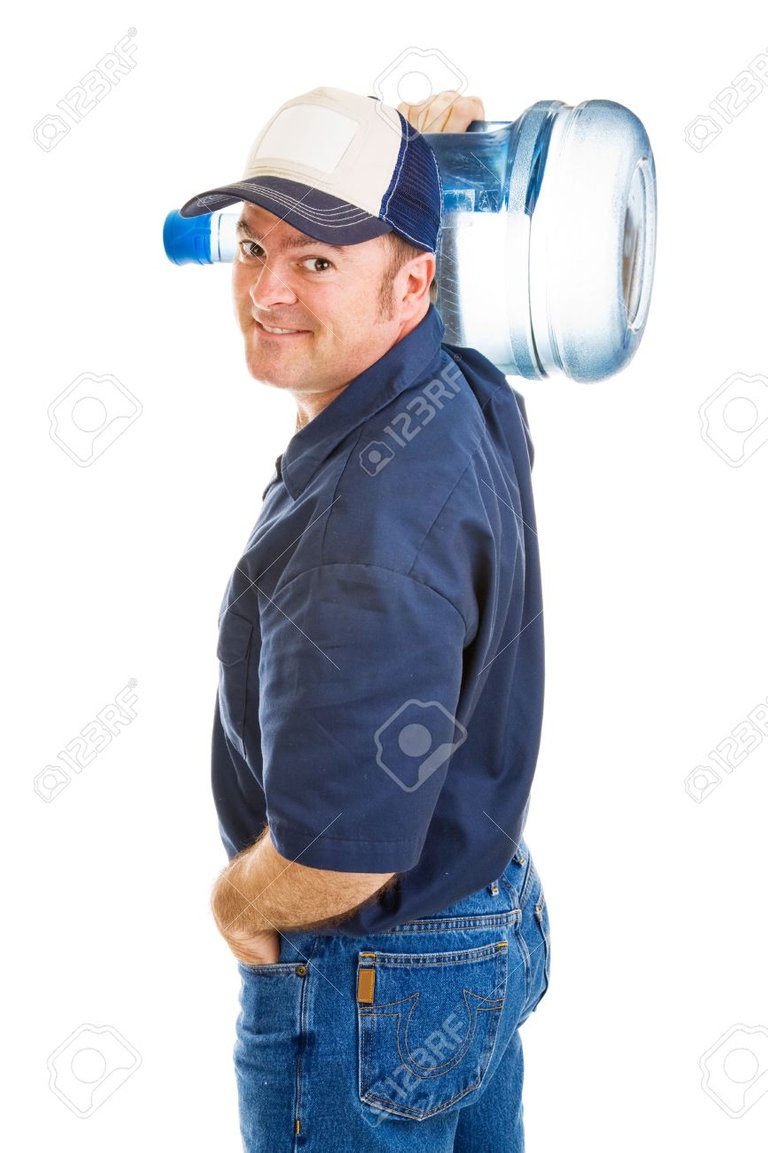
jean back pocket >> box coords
[357,940,508,1121]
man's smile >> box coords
[252,318,311,339]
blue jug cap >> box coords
[163,210,213,265]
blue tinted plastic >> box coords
[163,99,656,382]
[162,210,215,265]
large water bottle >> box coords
[163,98,656,382]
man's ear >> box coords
[402,251,436,310]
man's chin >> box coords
[242,343,297,388]
[244,363,295,389]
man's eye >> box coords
[238,241,264,260]
[302,256,332,273]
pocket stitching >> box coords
[531,895,551,1008]
[217,609,253,665]
[217,610,253,755]
[357,942,508,1120]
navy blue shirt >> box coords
[211,304,544,935]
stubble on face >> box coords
[235,216,398,393]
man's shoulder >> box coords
[316,348,516,571]
[352,347,485,478]
[346,341,528,488]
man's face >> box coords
[231,202,418,400]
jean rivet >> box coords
[295,965,307,977]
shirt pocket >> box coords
[216,609,254,759]
[356,939,508,1121]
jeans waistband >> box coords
[241,840,539,973]
[382,836,537,933]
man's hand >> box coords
[397,90,485,134]
[211,852,282,965]
[211,828,395,966]
[222,926,281,967]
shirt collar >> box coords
[279,304,446,499]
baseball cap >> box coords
[179,86,442,253]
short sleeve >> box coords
[258,563,467,872]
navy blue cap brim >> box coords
[179,175,393,246]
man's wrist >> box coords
[212,848,270,936]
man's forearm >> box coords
[211,827,397,938]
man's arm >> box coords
[211,826,395,964]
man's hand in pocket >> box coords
[224,926,281,967]
[211,855,281,965]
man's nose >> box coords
[248,260,298,309]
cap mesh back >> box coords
[383,116,443,252]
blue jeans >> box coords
[234,838,551,1151]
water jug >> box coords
[163,98,656,382]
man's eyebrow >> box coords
[235,217,349,252]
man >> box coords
[179,85,549,1152]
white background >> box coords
[4,1,768,1148]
